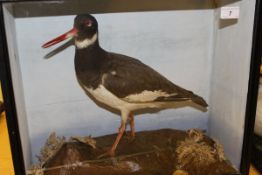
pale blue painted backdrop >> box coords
[16,11,212,163]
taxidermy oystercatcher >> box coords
[42,14,208,157]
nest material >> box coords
[28,165,44,175]
[70,136,96,149]
[176,138,216,170]
[28,133,97,175]
[176,129,216,171]
[176,129,230,174]
[37,132,65,165]
[213,139,226,161]
[186,128,204,143]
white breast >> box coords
[81,73,177,112]
[83,85,169,113]
[83,85,130,110]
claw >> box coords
[97,149,115,159]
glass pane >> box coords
[2,0,254,174]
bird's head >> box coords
[42,14,98,49]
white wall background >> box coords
[15,11,213,163]
[209,0,256,168]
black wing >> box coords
[102,53,207,107]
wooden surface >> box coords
[0,84,14,175]
[38,129,239,175]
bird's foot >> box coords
[125,131,135,142]
[97,149,115,159]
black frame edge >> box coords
[0,2,26,175]
[0,0,260,175]
[240,0,262,174]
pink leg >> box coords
[129,113,135,138]
[109,122,126,156]
[97,122,126,158]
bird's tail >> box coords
[155,93,208,108]
[191,95,208,108]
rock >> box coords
[28,129,240,175]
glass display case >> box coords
[252,61,262,173]
[0,0,261,175]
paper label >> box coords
[220,7,240,19]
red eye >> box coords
[84,19,92,27]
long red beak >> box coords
[42,28,78,48]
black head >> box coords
[42,14,99,49]
[74,14,98,41]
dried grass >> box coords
[28,165,44,175]
[213,139,226,161]
[176,138,216,170]
[187,128,204,142]
[70,136,96,149]
[37,132,65,164]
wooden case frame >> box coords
[0,0,261,174]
